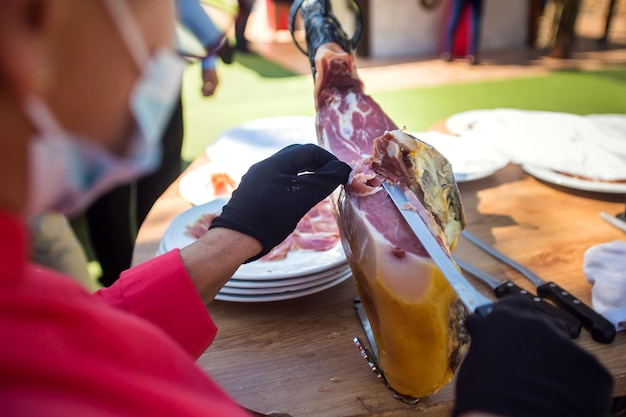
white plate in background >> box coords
[444,110,494,135]
[410,131,510,182]
[205,116,318,183]
[522,164,626,194]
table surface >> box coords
[133,135,626,417]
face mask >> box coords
[24,0,184,217]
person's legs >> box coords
[444,0,467,58]
[235,0,256,52]
[599,0,617,43]
[468,0,483,60]
[551,0,580,58]
[135,93,184,226]
[86,184,134,287]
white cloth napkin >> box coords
[583,240,626,332]
[454,109,626,181]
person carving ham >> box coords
[0,1,613,417]
[0,1,349,416]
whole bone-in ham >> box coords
[293,2,469,397]
[316,45,468,399]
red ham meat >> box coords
[290,0,469,399]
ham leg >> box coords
[290,0,469,398]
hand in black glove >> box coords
[453,296,613,417]
[209,144,351,262]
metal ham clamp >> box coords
[461,230,616,344]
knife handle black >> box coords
[493,281,582,339]
[536,282,616,344]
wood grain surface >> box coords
[133,150,626,417]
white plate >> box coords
[178,164,236,206]
[158,197,347,280]
[232,243,346,280]
[220,267,352,295]
[205,116,317,183]
[445,110,494,135]
[215,272,352,302]
[522,164,626,194]
[410,131,510,182]
[225,263,352,289]
[158,196,230,255]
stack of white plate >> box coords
[216,246,351,302]
[157,197,351,302]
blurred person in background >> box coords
[441,0,484,65]
[77,0,233,288]
[549,0,581,58]
[235,0,257,52]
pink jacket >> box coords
[0,211,250,416]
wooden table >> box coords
[133,146,626,417]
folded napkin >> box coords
[584,240,626,332]
[456,109,626,181]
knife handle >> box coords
[494,281,582,339]
[537,282,616,344]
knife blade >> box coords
[454,257,582,338]
[462,230,616,344]
[382,181,493,316]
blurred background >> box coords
[179,0,626,164]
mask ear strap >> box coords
[99,0,151,69]
[22,96,65,139]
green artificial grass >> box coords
[181,53,315,161]
[181,53,626,162]
[372,69,626,133]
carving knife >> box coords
[382,182,494,317]
[454,257,582,338]
[462,230,616,344]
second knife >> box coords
[454,257,582,338]
[462,230,616,344]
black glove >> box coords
[453,296,613,417]
[209,144,351,262]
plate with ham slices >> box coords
[178,163,238,206]
[179,116,318,206]
[158,195,351,302]
[204,116,318,184]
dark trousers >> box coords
[552,0,580,54]
[445,0,484,56]
[81,94,184,287]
